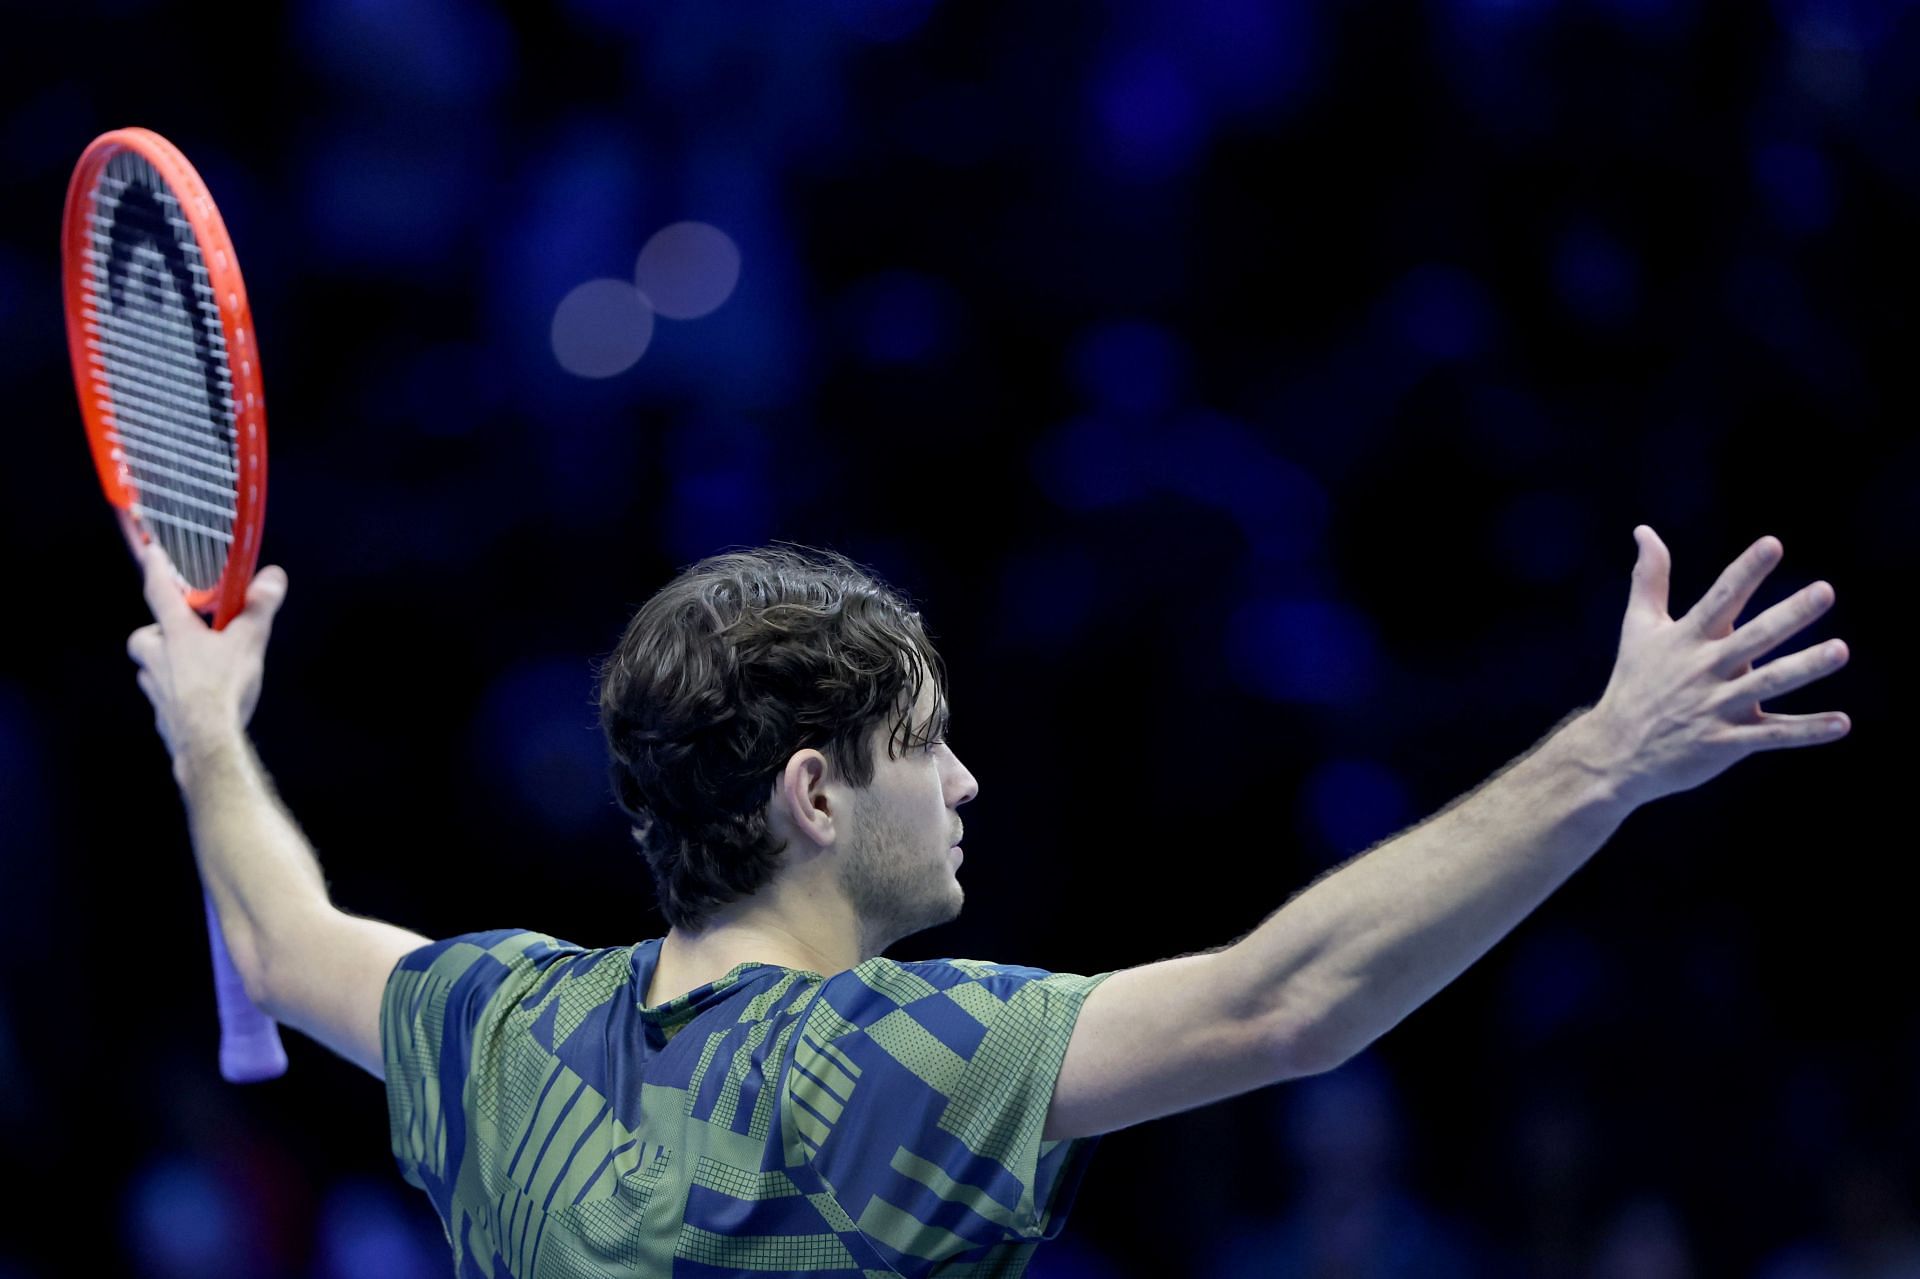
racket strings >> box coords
[80,150,239,592]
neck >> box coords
[649,875,876,1004]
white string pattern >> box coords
[79,150,239,592]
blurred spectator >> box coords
[1758,1152,1920,1279]
[1590,1195,1695,1279]
[1206,1054,1488,1278]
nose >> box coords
[946,751,979,809]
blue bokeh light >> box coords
[831,0,940,42]
[1387,264,1498,364]
[1031,411,1327,564]
[122,1155,253,1279]
[1753,142,1837,235]
[470,657,613,839]
[1552,221,1641,327]
[1299,758,1414,865]
[993,542,1101,654]
[1498,926,1611,1044]
[314,1178,444,1279]
[1172,0,1318,116]
[489,122,654,388]
[1030,416,1155,513]
[1152,413,1329,564]
[1069,321,1187,418]
[292,0,515,108]
[661,417,777,564]
[1227,597,1382,705]
[844,271,960,365]
[1494,490,1591,584]
[1090,48,1207,181]
[1772,0,1910,51]
[299,132,475,275]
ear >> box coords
[772,749,840,853]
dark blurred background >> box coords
[2,0,1914,1275]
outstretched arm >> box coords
[128,541,429,1078]
[1044,527,1850,1140]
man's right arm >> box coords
[1044,528,1849,1142]
[1044,707,1628,1141]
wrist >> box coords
[172,720,250,791]
[1550,704,1649,812]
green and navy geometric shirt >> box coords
[381,929,1115,1277]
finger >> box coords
[137,539,202,632]
[127,622,161,666]
[1715,580,1837,674]
[243,565,288,619]
[1730,709,1851,751]
[1722,638,1849,708]
[1681,535,1782,639]
[225,564,289,647]
[1627,525,1671,620]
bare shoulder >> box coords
[256,906,433,1081]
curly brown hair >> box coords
[594,542,950,931]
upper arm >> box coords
[255,905,432,1080]
[785,959,1108,1265]
[1042,949,1298,1142]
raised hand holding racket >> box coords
[62,128,287,1082]
[126,542,292,1083]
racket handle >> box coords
[203,889,288,1083]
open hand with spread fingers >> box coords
[1583,526,1851,808]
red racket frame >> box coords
[62,126,268,627]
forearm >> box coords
[1228,706,1638,1074]
[173,727,334,998]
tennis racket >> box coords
[61,127,285,1084]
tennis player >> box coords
[127,527,1848,1276]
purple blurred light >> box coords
[315,1178,444,1279]
[123,1155,255,1279]
[635,222,742,320]
[551,279,655,378]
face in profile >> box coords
[837,677,976,956]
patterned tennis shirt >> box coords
[381,929,1115,1277]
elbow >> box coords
[1267,1016,1356,1081]
[1261,984,1366,1081]
[228,932,277,1015]
[240,964,276,1016]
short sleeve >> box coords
[781,956,1115,1272]
[379,928,587,1218]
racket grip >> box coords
[203,889,289,1083]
